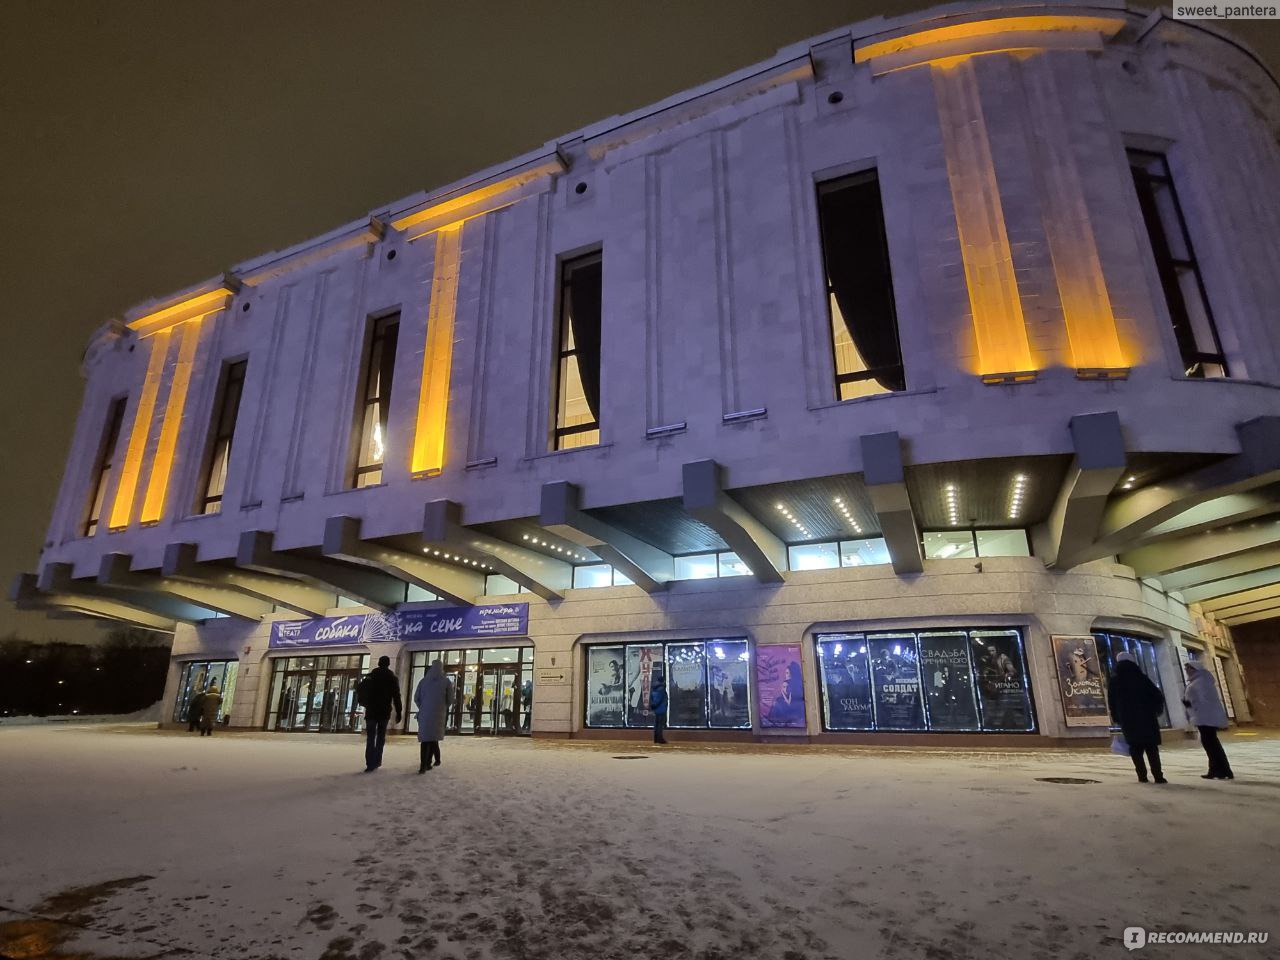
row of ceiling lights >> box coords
[423,548,491,570]
[521,534,590,562]
[833,497,864,535]
[774,502,811,538]
[944,484,960,526]
[1008,474,1029,521]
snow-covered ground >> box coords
[0,726,1276,960]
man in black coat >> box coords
[359,655,403,772]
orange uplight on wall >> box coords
[126,283,237,339]
[932,59,1035,381]
[140,318,203,523]
[410,223,464,477]
[108,329,172,529]
[854,15,1125,66]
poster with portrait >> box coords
[918,632,980,731]
[816,635,874,730]
[868,635,925,730]
[585,646,626,727]
[667,643,708,727]
[971,630,1034,731]
[708,640,751,728]
[1051,634,1110,727]
[625,643,664,728]
[755,644,807,729]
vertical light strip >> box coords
[932,60,1035,378]
[1022,58,1126,372]
[108,329,172,529]
[411,223,463,475]
[140,318,203,523]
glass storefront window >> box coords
[789,542,839,570]
[674,554,718,580]
[264,653,370,733]
[840,538,891,567]
[816,628,1036,732]
[585,639,751,730]
[406,584,438,602]
[405,647,533,735]
[923,531,977,559]
[1093,632,1169,728]
[484,574,521,596]
[173,660,239,724]
[717,553,751,578]
[573,564,614,588]
[975,530,1031,557]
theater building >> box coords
[16,2,1280,742]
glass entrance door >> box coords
[415,647,533,736]
[266,654,369,732]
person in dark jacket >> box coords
[359,655,403,772]
[650,674,669,745]
[198,682,223,737]
[1108,652,1167,783]
[186,685,206,733]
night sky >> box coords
[2,2,1276,642]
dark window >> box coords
[1129,151,1227,378]
[351,313,400,488]
[196,360,248,515]
[82,396,128,537]
[553,252,602,449]
[1092,631,1170,729]
[817,170,905,400]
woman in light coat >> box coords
[1182,661,1233,780]
[414,661,453,774]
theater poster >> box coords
[585,646,626,727]
[1052,634,1111,727]
[755,643,807,730]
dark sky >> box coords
[2,2,1277,642]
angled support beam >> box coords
[322,517,481,607]
[538,482,674,593]
[1200,584,1280,616]
[860,432,923,575]
[239,529,403,612]
[1157,544,1280,592]
[1137,487,1280,544]
[1080,416,1280,564]
[424,500,569,601]
[1119,517,1280,578]
[1180,567,1280,605]
[12,573,177,633]
[1041,412,1126,568]
[38,562,215,624]
[163,542,333,618]
[98,553,270,622]
[1219,604,1280,626]
[682,459,785,583]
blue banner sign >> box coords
[269,603,529,649]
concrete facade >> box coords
[17,2,1280,740]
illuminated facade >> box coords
[16,2,1280,742]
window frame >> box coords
[194,358,248,515]
[551,250,603,450]
[349,311,401,488]
[81,395,128,538]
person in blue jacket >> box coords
[650,673,669,745]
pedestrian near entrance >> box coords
[1108,652,1166,784]
[1182,661,1234,780]
[186,686,206,733]
[357,656,402,772]
[650,673,669,745]
[198,682,223,737]
[414,660,452,773]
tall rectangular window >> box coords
[817,170,905,400]
[553,252,602,449]
[196,359,248,515]
[1128,151,1227,378]
[82,396,128,537]
[351,313,400,488]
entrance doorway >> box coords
[265,654,370,733]
[405,647,532,735]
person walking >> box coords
[186,685,206,733]
[357,655,402,772]
[650,673,669,745]
[1182,661,1234,780]
[198,681,223,737]
[1107,652,1166,783]
[413,660,453,773]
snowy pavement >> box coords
[0,726,1277,960]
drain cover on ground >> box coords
[1035,777,1100,784]
[612,755,650,760]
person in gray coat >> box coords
[1182,660,1234,780]
[414,660,453,773]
